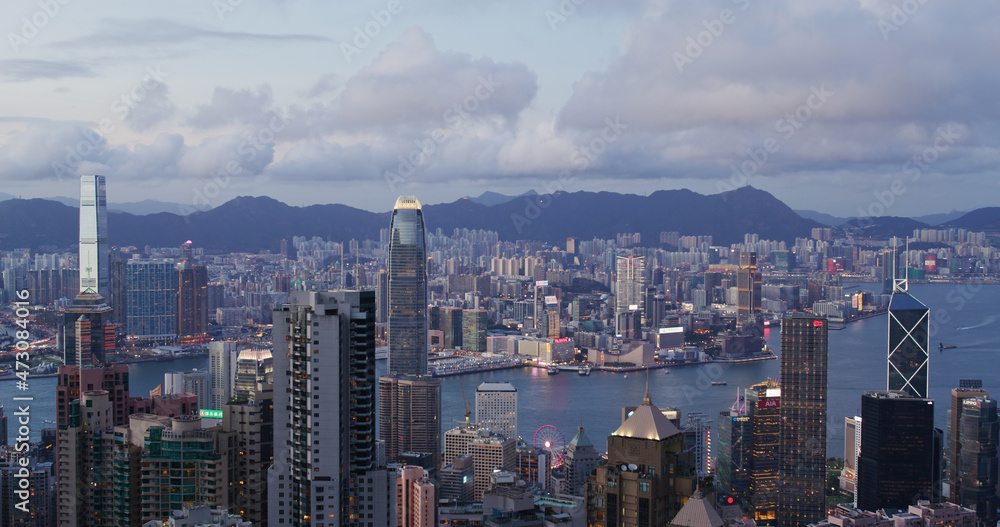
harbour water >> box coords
[3,283,998,459]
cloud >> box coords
[52,18,332,49]
[0,60,97,82]
[125,84,177,132]
[554,0,1000,183]
[303,73,344,98]
[188,85,274,129]
[335,27,538,131]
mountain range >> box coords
[0,187,994,253]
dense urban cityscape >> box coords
[4,1,1000,526]
[0,175,998,526]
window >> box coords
[639,482,649,492]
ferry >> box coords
[711,381,727,386]
[578,366,591,376]
[547,365,559,375]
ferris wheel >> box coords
[533,425,567,467]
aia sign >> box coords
[758,398,780,409]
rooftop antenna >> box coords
[340,242,345,287]
[892,236,908,294]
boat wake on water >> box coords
[956,314,1000,331]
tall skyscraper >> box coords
[745,380,780,524]
[379,374,442,467]
[887,286,930,398]
[79,175,109,300]
[856,391,935,511]
[955,397,998,523]
[737,252,761,328]
[176,241,209,337]
[269,290,393,527]
[946,380,989,501]
[387,195,428,376]
[615,255,645,333]
[233,347,273,400]
[475,381,518,440]
[223,382,274,526]
[57,390,114,526]
[778,313,828,527]
[60,291,114,365]
[126,259,178,340]
[209,340,238,411]
[717,394,753,512]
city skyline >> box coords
[2,1,999,216]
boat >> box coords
[663,369,671,375]
[939,342,957,350]
[578,366,591,376]
[547,365,559,374]
[623,373,629,379]
[711,381,727,386]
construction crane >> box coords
[460,381,471,423]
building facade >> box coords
[387,195,428,376]
[778,313,828,526]
[268,290,387,527]
[475,381,518,440]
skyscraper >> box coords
[176,241,209,337]
[209,340,238,411]
[79,175,109,300]
[233,347,273,400]
[269,290,392,527]
[475,381,518,440]
[379,374,442,467]
[947,380,989,501]
[737,252,761,328]
[586,387,697,525]
[746,380,780,524]
[778,313,828,527]
[615,255,645,333]
[564,425,600,496]
[387,195,428,376]
[856,391,935,511]
[126,259,178,341]
[956,397,998,523]
[887,287,930,398]
[223,382,273,526]
[717,396,753,512]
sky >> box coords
[1,0,998,216]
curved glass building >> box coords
[387,195,428,375]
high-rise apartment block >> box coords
[615,256,644,333]
[269,290,392,527]
[475,381,518,440]
[380,374,442,467]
